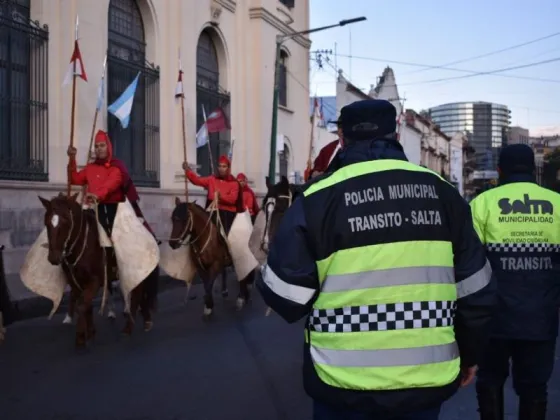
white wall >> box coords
[400,126,421,165]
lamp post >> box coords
[268,16,367,182]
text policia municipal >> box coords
[345,184,441,233]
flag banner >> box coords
[196,123,209,148]
[96,76,105,111]
[175,69,184,98]
[62,40,88,86]
[205,107,230,133]
[107,72,141,129]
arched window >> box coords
[278,50,288,107]
[279,144,289,178]
[0,0,49,181]
[107,0,160,187]
[196,30,230,176]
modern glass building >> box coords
[428,102,511,172]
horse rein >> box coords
[57,203,89,292]
[169,200,218,256]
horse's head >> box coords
[170,197,193,250]
[261,176,299,252]
[38,192,81,265]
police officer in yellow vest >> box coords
[257,99,497,420]
[470,144,560,420]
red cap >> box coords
[218,155,230,167]
[94,130,113,168]
[236,173,247,182]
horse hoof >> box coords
[62,314,73,325]
[236,297,246,311]
[144,321,153,332]
[108,310,117,320]
[202,307,213,321]
[222,290,229,298]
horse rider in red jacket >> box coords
[236,173,260,224]
[182,155,242,235]
[67,130,156,240]
[304,123,343,181]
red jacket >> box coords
[186,170,241,213]
[312,139,341,173]
[69,160,124,203]
[242,187,260,216]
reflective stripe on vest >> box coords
[304,160,460,391]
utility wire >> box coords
[406,31,560,75]
[331,53,560,84]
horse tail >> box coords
[141,265,159,313]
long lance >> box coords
[67,15,79,197]
[178,49,189,201]
[81,55,107,204]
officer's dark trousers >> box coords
[476,338,555,418]
[313,401,441,420]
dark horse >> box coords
[169,198,252,319]
[39,193,158,349]
[261,176,300,253]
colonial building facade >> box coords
[0,0,310,299]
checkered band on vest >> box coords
[486,243,560,253]
[309,300,457,333]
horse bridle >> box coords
[170,204,215,256]
[260,190,293,253]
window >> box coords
[107,0,160,187]
[279,143,289,178]
[196,30,231,176]
[279,0,295,8]
[278,50,288,107]
[0,0,49,181]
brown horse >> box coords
[169,198,252,319]
[39,193,158,349]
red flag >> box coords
[205,107,230,133]
[63,40,87,86]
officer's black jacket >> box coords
[478,173,560,340]
[257,138,497,416]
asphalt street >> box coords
[1,280,559,420]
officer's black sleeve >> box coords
[449,190,497,368]
[256,197,320,323]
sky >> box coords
[308,0,560,136]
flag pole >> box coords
[178,49,188,200]
[229,139,235,168]
[304,99,317,181]
[202,105,216,175]
[81,55,107,205]
[67,14,79,198]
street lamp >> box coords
[267,16,367,182]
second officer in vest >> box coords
[257,99,497,420]
[470,144,560,420]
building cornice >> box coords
[248,7,312,49]
[214,0,236,13]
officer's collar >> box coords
[339,138,408,166]
[499,172,536,185]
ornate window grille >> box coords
[0,0,49,181]
[196,30,230,176]
[107,0,160,187]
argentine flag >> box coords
[108,71,140,129]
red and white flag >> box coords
[205,107,230,133]
[63,40,87,86]
[175,69,184,98]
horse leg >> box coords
[203,268,219,320]
[75,294,87,349]
[236,275,251,311]
[221,268,228,298]
[64,287,78,325]
[122,285,141,336]
[0,311,5,343]
[107,284,117,321]
[140,268,158,332]
[85,288,99,344]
